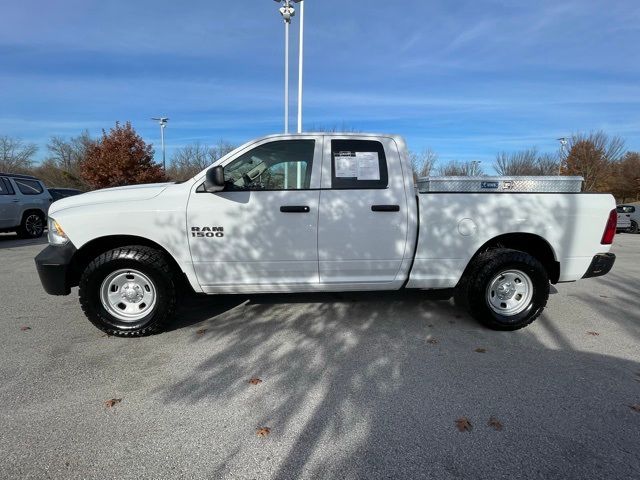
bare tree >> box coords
[536,153,560,175]
[47,131,93,173]
[563,131,625,191]
[436,160,483,176]
[0,136,38,173]
[494,148,560,175]
[167,140,236,181]
[409,148,437,180]
[306,124,361,133]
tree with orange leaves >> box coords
[80,122,167,189]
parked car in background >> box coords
[0,173,52,238]
[616,206,632,233]
[617,204,638,233]
[48,188,83,202]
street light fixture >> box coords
[557,137,568,175]
[152,117,169,170]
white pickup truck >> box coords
[35,133,617,336]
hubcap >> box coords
[486,269,533,316]
[100,269,157,322]
[25,214,43,236]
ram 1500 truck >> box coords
[35,133,618,336]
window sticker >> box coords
[335,152,358,178]
[355,152,380,181]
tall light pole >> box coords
[274,1,304,134]
[557,137,568,175]
[275,0,295,134]
[296,0,304,133]
[152,117,169,170]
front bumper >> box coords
[582,253,616,279]
[34,242,76,295]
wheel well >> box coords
[21,209,46,221]
[68,235,187,289]
[466,233,560,284]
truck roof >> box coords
[254,132,403,141]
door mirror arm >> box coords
[203,166,225,193]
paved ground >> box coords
[0,233,639,480]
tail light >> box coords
[601,209,617,245]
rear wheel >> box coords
[18,211,45,238]
[630,220,639,234]
[463,248,549,331]
[79,246,176,336]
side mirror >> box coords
[204,165,225,193]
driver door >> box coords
[187,136,323,293]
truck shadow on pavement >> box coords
[155,288,640,480]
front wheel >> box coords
[630,220,639,234]
[79,246,176,336]
[464,249,549,331]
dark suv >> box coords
[0,173,52,238]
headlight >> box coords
[48,218,69,246]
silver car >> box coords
[0,173,52,238]
[617,204,639,234]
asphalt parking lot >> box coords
[0,233,639,480]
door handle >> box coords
[12,199,20,203]
[371,205,400,212]
[280,206,310,213]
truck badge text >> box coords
[191,227,224,238]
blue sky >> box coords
[1,0,639,170]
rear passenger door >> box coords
[317,138,409,284]
[0,177,20,228]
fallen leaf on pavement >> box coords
[196,328,207,336]
[475,348,487,353]
[20,326,31,331]
[455,417,472,432]
[586,331,599,336]
[256,427,271,437]
[104,398,122,408]
[599,295,610,299]
[249,377,263,385]
[629,404,640,412]
[488,417,503,430]
[427,338,438,345]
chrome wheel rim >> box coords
[486,269,533,316]
[100,269,157,322]
[25,214,43,236]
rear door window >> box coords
[330,140,388,189]
[14,178,44,195]
[0,177,15,195]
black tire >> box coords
[18,211,45,238]
[464,248,549,331]
[630,220,639,234]
[79,246,176,336]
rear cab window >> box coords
[330,140,388,189]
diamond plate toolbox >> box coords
[416,176,584,193]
